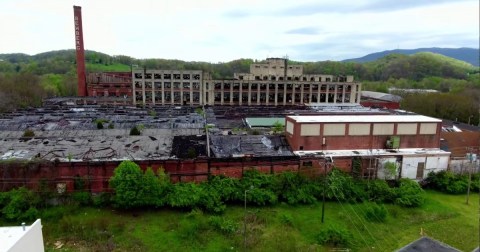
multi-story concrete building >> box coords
[131,58,362,106]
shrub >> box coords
[96,121,104,129]
[424,171,470,194]
[393,179,425,207]
[279,213,294,227]
[22,129,35,138]
[207,175,242,203]
[364,180,394,202]
[108,123,114,129]
[110,162,171,209]
[316,224,353,247]
[275,172,318,204]
[72,192,92,206]
[166,183,203,209]
[241,169,278,205]
[130,126,141,136]
[327,169,366,203]
[363,203,388,222]
[208,216,238,235]
[92,192,112,207]
[1,187,40,221]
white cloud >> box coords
[0,0,478,62]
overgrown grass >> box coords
[36,190,478,251]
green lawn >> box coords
[41,190,479,251]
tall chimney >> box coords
[73,6,87,96]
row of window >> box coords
[291,123,438,136]
[133,73,201,80]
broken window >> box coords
[304,84,310,90]
[277,93,284,102]
[251,93,257,102]
[224,83,231,89]
[263,76,268,80]
[134,81,142,89]
[233,92,239,102]
[173,74,181,80]
[173,92,181,102]
[278,84,284,89]
[215,83,222,89]
[286,84,293,90]
[326,77,331,82]
[260,93,266,102]
[145,82,152,89]
[268,94,274,102]
[155,92,162,101]
[145,73,152,79]
[242,83,248,90]
[278,77,284,81]
[255,76,261,80]
[251,83,258,89]
[303,77,307,81]
[271,76,276,81]
[154,82,162,89]
[164,74,171,79]
[233,83,240,90]
[310,77,315,81]
[193,92,200,102]
[242,93,248,102]
[193,82,200,89]
[239,75,244,80]
[223,93,230,102]
[312,84,318,90]
[214,92,221,102]
[134,73,143,79]
[183,74,190,80]
[260,84,266,90]
[173,82,180,89]
[164,82,171,88]
[154,73,162,79]
[287,77,292,81]
[183,82,190,89]
[193,74,200,80]
[268,84,275,90]
[165,93,171,102]
[294,77,299,81]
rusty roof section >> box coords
[440,131,480,157]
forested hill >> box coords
[0,49,478,81]
[342,47,479,66]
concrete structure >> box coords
[132,70,204,106]
[131,58,361,106]
[285,114,450,179]
[0,219,44,252]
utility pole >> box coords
[321,160,327,223]
[466,147,473,205]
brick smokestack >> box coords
[73,6,87,96]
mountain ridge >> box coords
[342,47,479,66]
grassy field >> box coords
[39,190,478,251]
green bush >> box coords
[363,203,388,222]
[92,192,112,207]
[424,171,471,194]
[207,175,242,203]
[96,121,104,129]
[279,213,295,227]
[208,216,238,235]
[22,129,35,138]
[72,192,92,206]
[394,179,425,207]
[241,169,278,205]
[166,183,203,209]
[327,169,366,203]
[1,187,40,221]
[274,172,318,204]
[316,224,353,247]
[130,126,141,135]
[364,180,394,202]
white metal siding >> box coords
[324,124,346,136]
[286,121,294,134]
[420,123,437,135]
[401,156,426,179]
[396,123,417,135]
[300,124,320,136]
[348,123,370,136]
[373,123,394,135]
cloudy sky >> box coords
[0,0,478,62]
